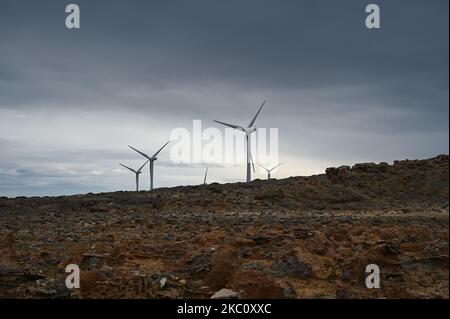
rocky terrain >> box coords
[0,155,448,299]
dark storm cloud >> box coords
[1,1,447,106]
[0,0,448,196]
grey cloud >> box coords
[0,0,448,196]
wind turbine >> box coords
[119,160,149,191]
[214,100,266,182]
[203,167,208,185]
[128,141,170,190]
[257,161,286,180]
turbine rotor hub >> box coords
[245,127,257,134]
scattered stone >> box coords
[210,288,239,299]
[275,255,313,279]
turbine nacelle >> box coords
[244,127,257,134]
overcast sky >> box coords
[0,0,448,197]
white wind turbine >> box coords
[119,160,149,191]
[257,161,286,180]
[214,100,266,182]
[128,141,170,190]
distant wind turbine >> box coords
[257,161,286,180]
[203,167,208,185]
[128,141,170,190]
[214,100,266,182]
[119,160,149,191]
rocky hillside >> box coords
[0,155,448,298]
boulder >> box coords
[326,165,351,182]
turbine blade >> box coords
[152,141,170,159]
[119,163,136,173]
[248,100,265,128]
[137,159,149,172]
[269,161,286,171]
[128,145,151,159]
[257,162,269,172]
[213,120,244,131]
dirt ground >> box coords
[0,155,448,298]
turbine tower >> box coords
[214,100,265,182]
[203,167,208,185]
[257,161,286,180]
[119,160,149,191]
[128,141,170,190]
